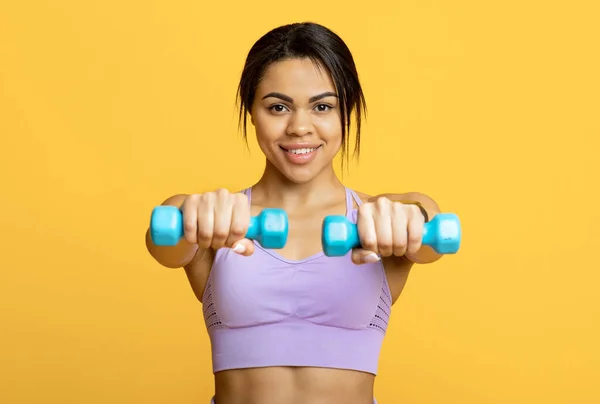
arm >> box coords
[369,192,443,265]
[145,194,203,268]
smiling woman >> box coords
[236,23,366,169]
[146,21,447,404]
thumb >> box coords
[351,249,381,265]
[231,238,255,256]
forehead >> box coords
[256,58,336,97]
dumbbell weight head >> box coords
[246,208,289,249]
[422,213,461,254]
[321,215,360,257]
[150,205,183,247]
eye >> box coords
[268,104,289,113]
[314,104,332,112]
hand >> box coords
[180,189,254,255]
[352,197,426,265]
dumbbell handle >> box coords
[150,206,288,248]
[321,213,461,257]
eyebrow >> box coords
[262,91,338,103]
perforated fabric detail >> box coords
[203,278,224,331]
[368,273,391,333]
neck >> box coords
[252,160,345,210]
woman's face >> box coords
[250,58,342,184]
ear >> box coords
[250,114,255,125]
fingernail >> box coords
[364,253,381,263]
[232,243,246,254]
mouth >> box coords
[279,145,322,165]
[279,145,321,154]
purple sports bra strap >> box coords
[348,188,363,207]
[345,187,363,219]
[344,187,353,215]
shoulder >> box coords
[352,190,439,207]
[350,190,408,204]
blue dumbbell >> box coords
[150,206,289,248]
[321,213,461,257]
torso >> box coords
[183,187,414,404]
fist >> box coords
[180,189,254,255]
[354,197,426,264]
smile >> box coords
[280,146,318,155]
[279,145,322,165]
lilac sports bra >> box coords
[201,187,392,375]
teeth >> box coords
[288,147,316,155]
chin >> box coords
[278,164,322,184]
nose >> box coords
[286,110,313,137]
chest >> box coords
[251,205,343,262]
[206,249,388,330]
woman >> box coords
[146,22,446,404]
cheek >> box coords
[315,117,343,144]
[254,114,287,144]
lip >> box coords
[279,144,322,165]
[279,143,322,150]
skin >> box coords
[146,57,443,404]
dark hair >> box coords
[236,22,367,166]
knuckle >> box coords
[362,238,377,251]
[394,239,407,249]
[394,242,408,252]
[409,204,421,216]
[197,227,212,240]
[358,203,372,215]
[409,232,421,243]
[376,197,390,209]
[196,239,211,248]
[404,204,421,220]
[235,192,248,204]
[215,188,230,198]
[378,240,392,250]
[230,225,246,237]
[202,192,216,203]
[378,246,392,256]
[184,235,196,244]
[394,248,407,256]
[212,229,228,240]
[183,220,196,233]
[184,194,199,207]
[408,244,420,253]
[392,201,404,214]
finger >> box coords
[374,205,394,257]
[351,248,380,265]
[196,196,215,249]
[231,238,255,256]
[211,195,233,250]
[182,195,198,244]
[391,202,408,257]
[357,204,378,254]
[406,206,424,254]
[225,193,250,248]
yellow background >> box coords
[1,0,598,403]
